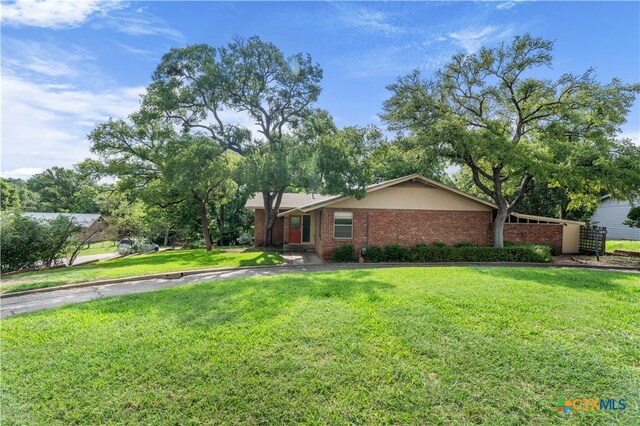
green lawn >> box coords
[1,249,283,294]
[607,239,640,252]
[2,267,638,425]
[76,240,118,256]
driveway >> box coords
[68,252,120,266]
[1,264,337,318]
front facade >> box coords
[590,197,640,240]
[245,175,583,260]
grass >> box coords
[1,249,283,294]
[2,267,639,425]
[607,239,640,253]
[75,240,118,256]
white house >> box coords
[590,197,640,240]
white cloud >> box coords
[94,9,184,41]
[449,25,515,53]
[1,75,144,174]
[2,39,91,78]
[1,0,122,28]
[620,129,640,146]
[1,168,45,179]
[496,2,517,10]
[338,7,405,36]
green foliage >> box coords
[382,33,640,246]
[0,214,80,273]
[453,241,478,248]
[0,178,20,210]
[317,126,383,198]
[364,245,384,262]
[26,166,99,213]
[409,243,553,263]
[331,244,357,262]
[624,206,640,228]
[381,244,411,262]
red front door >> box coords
[289,216,301,243]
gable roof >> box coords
[21,212,102,227]
[245,192,333,210]
[278,174,497,216]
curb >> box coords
[0,263,294,299]
[1,261,638,299]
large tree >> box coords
[383,34,639,247]
[90,113,235,251]
[145,37,322,246]
[26,166,99,213]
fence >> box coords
[579,226,607,254]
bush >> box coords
[364,245,384,262]
[382,244,411,262]
[236,232,253,245]
[331,244,357,262]
[454,241,478,248]
[504,240,556,256]
[410,243,553,263]
[0,213,78,273]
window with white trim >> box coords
[334,212,353,239]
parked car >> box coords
[118,238,159,255]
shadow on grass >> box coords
[74,270,394,329]
[477,267,636,294]
[88,250,282,270]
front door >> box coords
[289,216,302,243]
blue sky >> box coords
[2,0,639,178]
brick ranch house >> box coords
[245,174,583,260]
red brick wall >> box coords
[504,223,563,254]
[318,208,493,260]
[253,209,285,246]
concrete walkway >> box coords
[282,252,324,266]
[2,262,637,318]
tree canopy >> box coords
[383,33,640,247]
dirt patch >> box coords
[555,254,640,268]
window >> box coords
[334,212,353,239]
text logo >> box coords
[555,397,626,413]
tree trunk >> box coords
[493,207,508,248]
[217,205,225,246]
[195,197,213,251]
[262,190,284,247]
[163,229,169,246]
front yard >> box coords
[1,249,282,294]
[2,267,638,424]
[607,239,640,252]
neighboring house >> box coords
[590,197,640,240]
[245,174,584,259]
[21,213,106,242]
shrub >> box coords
[236,232,254,245]
[0,213,78,273]
[382,244,411,262]
[504,240,556,256]
[410,243,552,263]
[454,241,478,248]
[331,244,357,262]
[364,245,384,262]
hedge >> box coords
[410,243,553,263]
[331,244,357,262]
[330,242,554,263]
